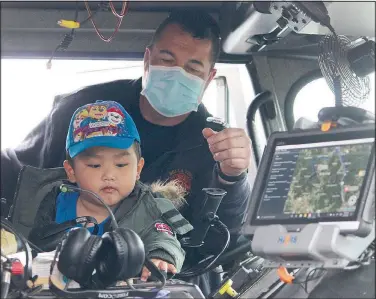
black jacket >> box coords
[1,78,251,246]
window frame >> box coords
[205,76,230,124]
[284,69,323,131]
[245,61,269,167]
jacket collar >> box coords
[112,181,151,219]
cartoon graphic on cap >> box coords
[67,101,141,159]
[86,130,104,139]
[72,102,124,141]
[79,104,110,130]
[107,107,125,126]
[104,126,118,136]
[89,105,107,120]
[73,128,84,142]
[73,109,89,129]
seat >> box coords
[9,166,67,238]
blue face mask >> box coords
[141,65,206,117]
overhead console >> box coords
[220,1,332,54]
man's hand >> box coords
[140,258,177,281]
[203,128,251,177]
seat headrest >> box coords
[10,166,67,238]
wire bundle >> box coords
[47,1,129,69]
[83,0,129,43]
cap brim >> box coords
[68,136,136,158]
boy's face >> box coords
[63,146,144,207]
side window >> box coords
[1,59,144,150]
[292,73,375,124]
[1,59,230,149]
[202,76,229,123]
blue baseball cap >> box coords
[66,100,141,158]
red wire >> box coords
[109,0,128,18]
[84,0,128,43]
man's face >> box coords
[64,146,144,207]
[144,23,217,103]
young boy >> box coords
[29,100,192,282]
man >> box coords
[1,10,251,294]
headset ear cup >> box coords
[96,228,145,285]
[95,231,122,286]
[58,228,90,277]
[115,228,145,277]
[57,228,103,286]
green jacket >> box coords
[29,180,193,271]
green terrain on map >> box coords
[284,144,372,214]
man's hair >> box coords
[66,142,142,166]
[149,10,221,66]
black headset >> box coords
[33,216,99,252]
[57,225,145,287]
[48,184,166,298]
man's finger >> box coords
[209,136,250,154]
[214,148,249,162]
[202,128,217,139]
[206,128,246,145]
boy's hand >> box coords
[140,258,177,281]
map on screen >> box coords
[284,143,371,215]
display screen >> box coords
[253,138,374,224]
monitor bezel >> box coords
[241,125,375,235]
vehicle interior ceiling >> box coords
[1,1,375,162]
